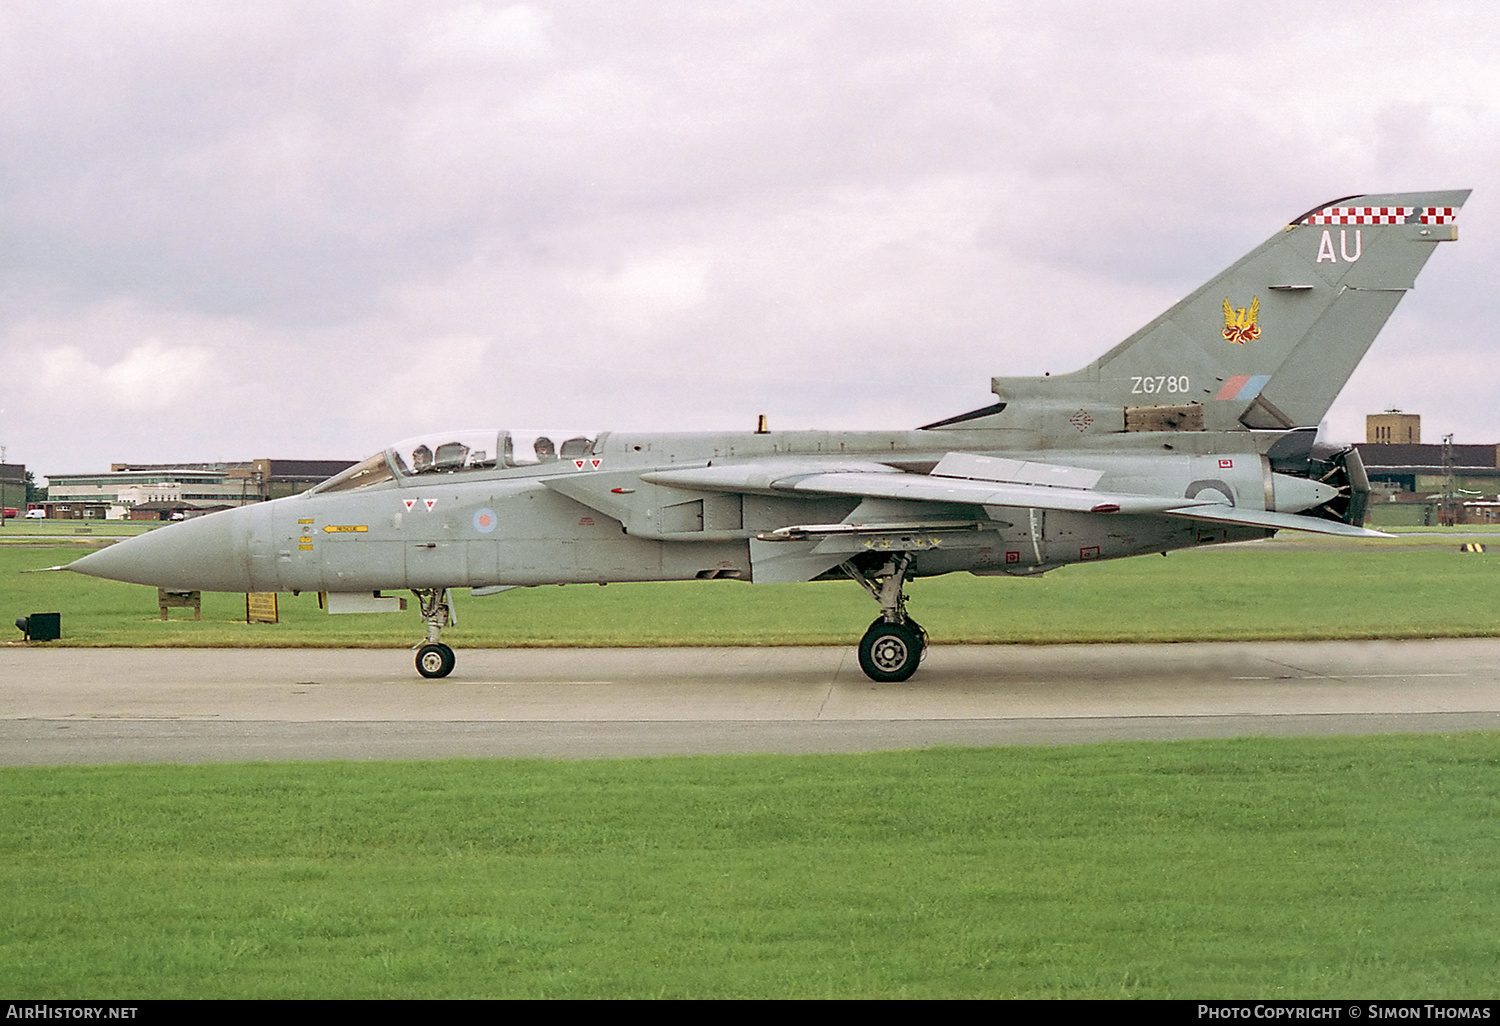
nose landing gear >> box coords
[842,554,927,683]
[412,588,457,678]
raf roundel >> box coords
[472,508,498,534]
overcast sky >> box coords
[2,1,1497,480]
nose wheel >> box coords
[411,588,457,679]
[416,642,456,679]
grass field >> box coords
[5,532,1500,647]
[2,735,1497,998]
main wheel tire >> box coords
[416,642,456,679]
[858,620,924,683]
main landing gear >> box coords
[842,554,927,683]
[412,588,457,678]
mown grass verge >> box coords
[6,535,1500,647]
[2,735,1497,998]
[0,521,160,540]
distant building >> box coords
[39,458,355,519]
[108,459,357,500]
[42,468,256,519]
[1367,410,1421,445]
[126,500,234,522]
[260,460,361,500]
[1358,443,1499,495]
[1356,418,1500,525]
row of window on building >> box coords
[4,459,355,521]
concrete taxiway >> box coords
[2,639,1498,764]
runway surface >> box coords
[2,639,1498,764]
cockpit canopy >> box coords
[505,430,598,465]
[311,429,599,494]
[389,430,502,476]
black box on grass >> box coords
[15,612,60,641]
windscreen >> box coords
[309,451,396,494]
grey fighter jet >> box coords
[67,190,1470,681]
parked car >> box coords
[25,508,47,519]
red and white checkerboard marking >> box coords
[1302,205,1461,226]
[1303,206,1409,225]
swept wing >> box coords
[641,454,1382,537]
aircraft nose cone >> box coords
[67,507,256,591]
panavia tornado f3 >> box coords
[67,190,1470,681]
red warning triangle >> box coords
[574,459,586,470]
[402,499,416,511]
[590,459,602,469]
[423,498,437,512]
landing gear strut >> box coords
[412,588,456,678]
[842,555,927,683]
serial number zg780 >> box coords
[1131,375,1190,395]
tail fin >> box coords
[978,190,1469,436]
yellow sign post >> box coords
[246,592,279,624]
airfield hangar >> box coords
[36,459,356,520]
[1358,414,1500,527]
